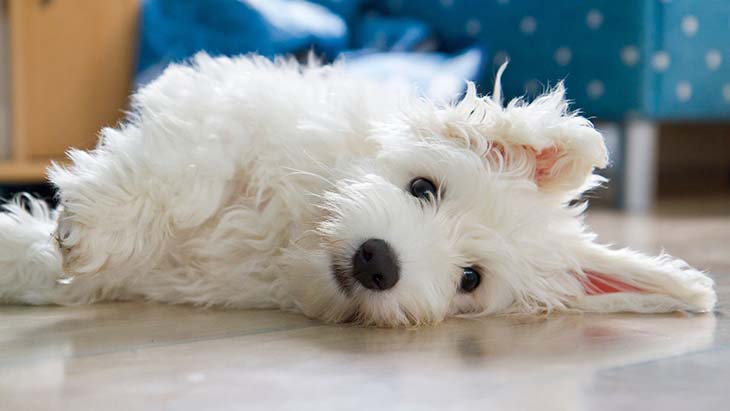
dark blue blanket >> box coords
[136,0,487,101]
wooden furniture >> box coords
[0,0,138,183]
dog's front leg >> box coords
[569,240,716,313]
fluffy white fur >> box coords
[0,54,716,326]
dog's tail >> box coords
[0,195,64,304]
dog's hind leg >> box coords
[47,120,240,281]
[46,58,261,282]
[0,195,135,305]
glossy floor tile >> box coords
[1,199,729,410]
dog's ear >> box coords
[486,132,607,193]
[567,241,716,313]
[447,77,608,193]
[511,82,609,193]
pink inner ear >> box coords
[486,144,562,186]
[583,270,645,295]
[534,147,562,186]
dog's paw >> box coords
[56,209,102,277]
[55,207,159,278]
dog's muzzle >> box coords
[352,239,400,291]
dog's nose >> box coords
[352,239,400,291]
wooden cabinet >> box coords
[0,0,138,182]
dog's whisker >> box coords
[282,168,337,189]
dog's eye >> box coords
[460,267,481,293]
[409,178,437,200]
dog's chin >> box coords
[329,262,398,327]
[326,273,428,328]
[329,255,445,327]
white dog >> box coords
[0,54,716,326]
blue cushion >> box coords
[136,0,348,82]
[135,0,487,102]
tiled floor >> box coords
[1,198,729,410]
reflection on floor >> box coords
[1,197,729,410]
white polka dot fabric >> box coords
[370,0,730,120]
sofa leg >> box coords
[621,119,659,213]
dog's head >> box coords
[279,65,712,326]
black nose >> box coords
[352,239,400,291]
